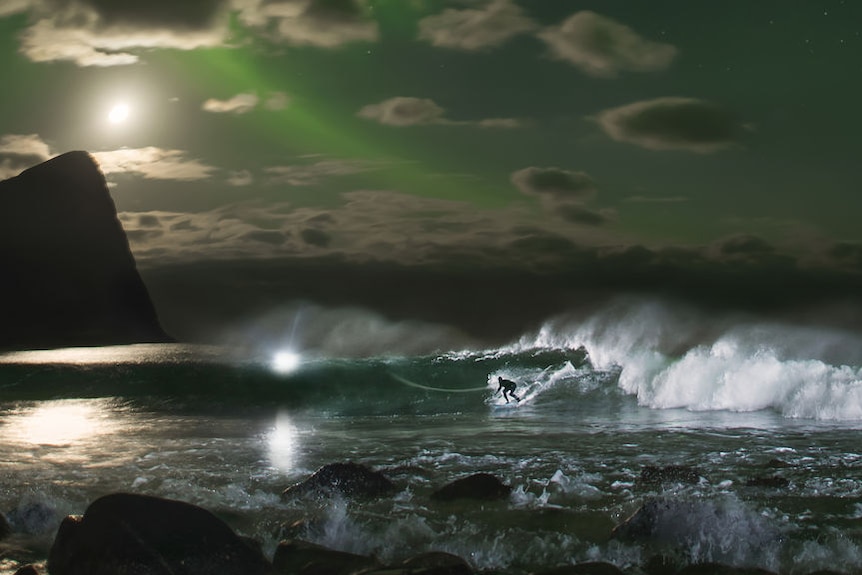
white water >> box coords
[509,297,862,421]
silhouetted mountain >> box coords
[0,151,171,349]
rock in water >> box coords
[47,492,270,575]
[282,462,397,499]
[430,473,511,502]
[0,151,171,349]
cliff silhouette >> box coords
[0,151,172,349]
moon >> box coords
[108,103,130,124]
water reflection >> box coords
[3,398,121,447]
[267,411,300,471]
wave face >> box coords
[1,296,861,421]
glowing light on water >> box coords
[272,350,301,374]
[267,411,299,471]
[5,399,118,446]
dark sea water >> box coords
[2,298,862,574]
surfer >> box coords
[496,376,520,403]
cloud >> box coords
[358,97,522,128]
[537,11,677,77]
[12,0,230,66]
[202,91,290,114]
[264,91,290,110]
[202,93,260,114]
[227,170,254,186]
[417,0,537,51]
[92,148,217,180]
[235,0,378,48]
[358,97,445,127]
[595,97,741,153]
[265,158,377,186]
[0,133,53,180]
[511,166,595,202]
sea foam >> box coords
[511,297,862,421]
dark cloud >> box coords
[596,97,741,153]
[138,214,161,228]
[82,0,226,28]
[240,230,287,245]
[537,11,677,77]
[558,205,615,226]
[511,167,595,202]
[303,0,365,21]
[715,234,775,257]
[301,228,331,247]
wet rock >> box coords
[272,539,379,574]
[0,512,10,540]
[399,551,474,575]
[744,476,789,489]
[283,462,397,499]
[46,492,271,575]
[675,563,777,575]
[639,465,703,486]
[642,554,683,575]
[430,473,511,502]
[13,566,40,575]
[765,458,792,469]
[531,562,626,575]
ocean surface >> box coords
[2,298,862,574]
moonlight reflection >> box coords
[5,399,120,446]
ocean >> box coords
[1,297,862,574]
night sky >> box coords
[1,0,860,344]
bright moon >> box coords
[108,103,130,124]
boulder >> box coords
[531,563,625,575]
[639,465,702,486]
[0,151,171,349]
[675,563,777,575]
[744,476,789,489]
[0,512,10,540]
[46,492,270,575]
[272,539,379,574]
[282,462,397,499]
[13,566,40,575]
[399,551,474,575]
[430,473,511,502]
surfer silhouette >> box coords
[497,376,520,403]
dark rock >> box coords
[642,554,683,575]
[283,462,397,499]
[531,562,625,575]
[272,539,379,574]
[430,473,511,502]
[639,465,702,486]
[13,566,40,575]
[675,563,777,575]
[744,476,789,489]
[0,151,171,349]
[765,458,792,469]
[399,551,474,575]
[0,512,10,540]
[46,492,270,575]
